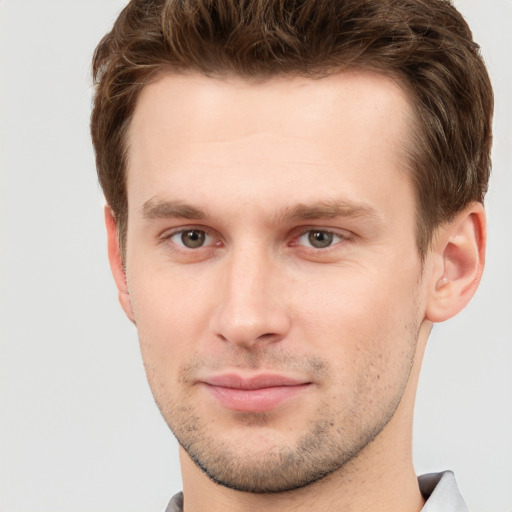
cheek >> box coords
[292,262,422,370]
[127,269,216,380]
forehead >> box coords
[129,70,413,148]
[126,71,415,220]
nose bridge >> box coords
[212,239,289,347]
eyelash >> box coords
[160,228,219,250]
[293,228,348,250]
[160,226,351,252]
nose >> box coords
[210,245,291,348]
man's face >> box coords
[121,71,430,492]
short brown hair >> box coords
[91,0,493,258]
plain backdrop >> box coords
[0,1,510,511]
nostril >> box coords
[257,332,280,341]
[214,329,285,348]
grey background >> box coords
[0,1,510,511]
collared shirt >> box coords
[418,471,469,512]
[165,471,469,512]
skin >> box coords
[106,71,486,512]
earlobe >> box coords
[104,206,136,324]
[425,203,486,323]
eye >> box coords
[297,229,345,249]
[169,229,211,249]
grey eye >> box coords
[307,230,334,248]
[180,230,206,248]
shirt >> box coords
[165,471,469,512]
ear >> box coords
[425,203,486,323]
[105,206,136,324]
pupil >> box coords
[308,230,333,248]
[182,230,205,248]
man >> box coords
[90,1,493,511]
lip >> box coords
[201,373,312,413]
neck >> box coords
[180,323,431,512]
[180,431,423,512]
[180,399,424,512]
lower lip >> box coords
[204,383,310,413]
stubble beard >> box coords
[168,402,388,493]
[149,346,417,494]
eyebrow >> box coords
[274,200,380,224]
[141,198,208,220]
[141,197,380,224]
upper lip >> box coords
[202,373,310,390]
